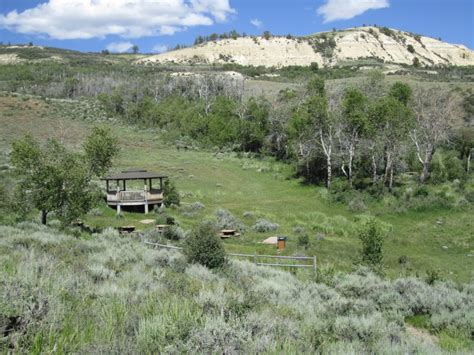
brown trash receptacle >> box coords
[277,237,287,250]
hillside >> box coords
[1,222,472,353]
[0,45,144,65]
[137,27,474,68]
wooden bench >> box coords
[220,229,241,239]
[118,225,136,233]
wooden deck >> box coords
[106,189,163,207]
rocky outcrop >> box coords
[137,27,473,68]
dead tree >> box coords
[410,88,461,183]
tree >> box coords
[163,179,180,207]
[132,45,139,54]
[183,221,226,269]
[412,57,420,67]
[11,127,118,225]
[389,81,412,107]
[410,88,462,183]
[262,31,271,40]
[363,69,385,100]
[358,218,384,268]
[310,62,319,72]
[453,127,474,172]
[306,76,325,97]
[289,103,316,178]
[369,96,414,190]
[236,97,270,152]
[83,126,119,177]
[303,88,335,188]
[10,136,96,225]
[407,44,415,53]
[339,88,369,187]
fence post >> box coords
[313,256,317,275]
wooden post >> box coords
[123,180,126,191]
[106,179,109,192]
[313,256,317,275]
[159,178,163,190]
[117,204,121,215]
[144,179,148,214]
[41,210,47,225]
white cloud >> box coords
[152,44,168,53]
[317,0,389,23]
[250,18,263,28]
[106,41,134,53]
[0,0,235,40]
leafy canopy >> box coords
[83,126,119,177]
[183,221,226,269]
[10,127,118,225]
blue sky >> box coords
[0,0,472,53]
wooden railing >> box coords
[143,241,317,271]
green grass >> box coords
[1,93,473,282]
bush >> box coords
[183,221,226,269]
[348,198,367,212]
[297,234,310,250]
[163,179,180,207]
[357,218,384,268]
[163,226,185,241]
[253,219,279,233]
[180,201,205,217]
[214,208,245,232]
[431,150,465,183]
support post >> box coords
[144,203,149,214]
[313,256,317,275]
[117,204,121,215]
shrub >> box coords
[297,234,310,250]
[214,208,245,232]
[380,27,394,37]
[180,201,205,217]
[425,269,442,285]
[293,225,305,234]
[163,225,185,241]
[431,150,465,183]
[348,198,367,212]
[242,211,254,218]
[357,218,384,268]
[183,221,226,269]
[253,219,279,233]
[163,179,180,207]
[407,44,415,53]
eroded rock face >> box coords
[136,27,473,68]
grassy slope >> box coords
[0,93,472,282]
[2,223,472,353]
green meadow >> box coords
[1,93,472,282]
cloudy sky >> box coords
[0,0,472,53]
